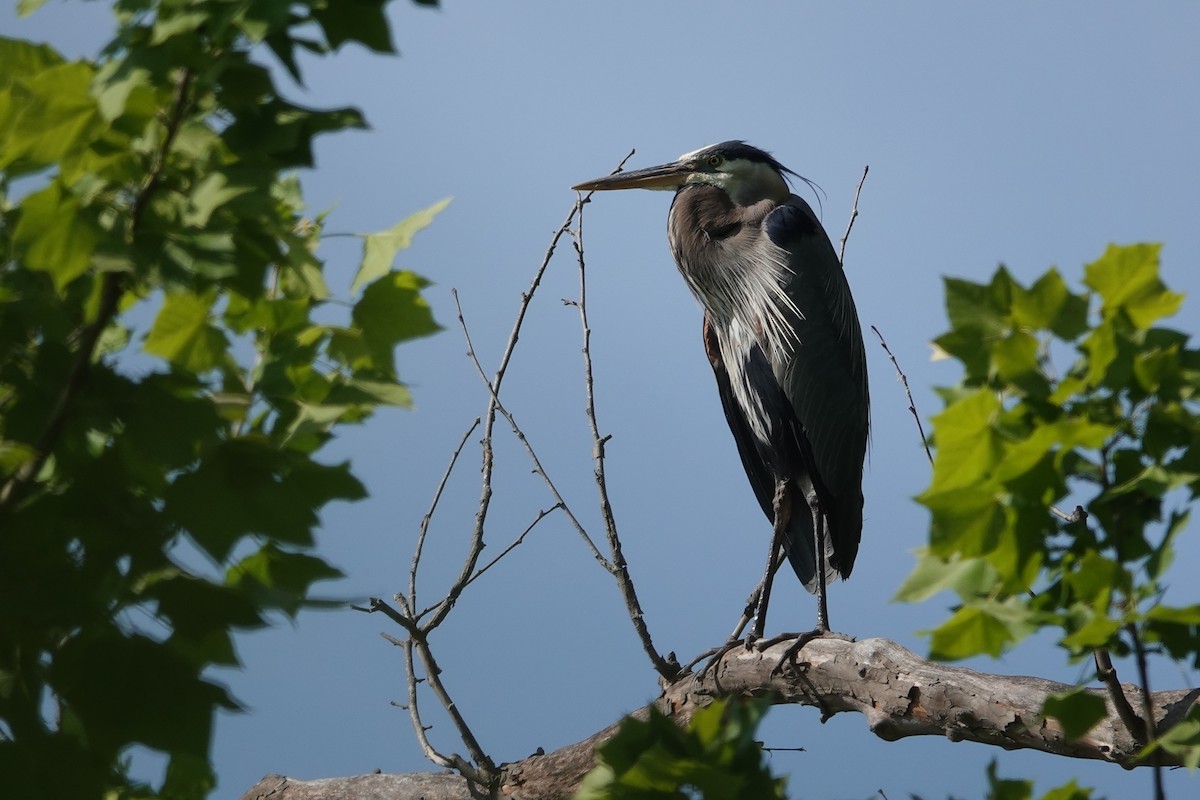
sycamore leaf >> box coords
[352,270,441,375]
[1084,243,1182,329]
[352,197,451,293]
[12,182,101,290]
[144,290,230,373]
[1043,689,1108,739]
[894,550,999,603]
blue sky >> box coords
[7,2,1200,798]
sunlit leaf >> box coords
[894,551,999,603]
[144,290,230,372]
[12,182,101,290]
[352,197,452,293]
[1084,243,1182,329]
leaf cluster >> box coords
[574,699,787,800]
[897,244,1200,750]
[0,1,443,797]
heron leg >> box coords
[811,489,830,633]
[750,479,791,642]
[761,487,834,674]
[724,545,787,643]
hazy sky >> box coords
[7,2,1200,798]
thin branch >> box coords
[410,419,481,611]
[1094,648,1148,743]
[1127,623,1165,800]
[400,635,457,773]
[0,67,195,510]
[451,291,613,572]
[411,631,496,784]
[571,194,678,681]
[461,504,563,591]
[360,599,494,787]
[838,165,869,266]
[420,199,604,634]
[870,325,933,466]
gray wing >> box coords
[764,196,870,577]
[702,312,823,590]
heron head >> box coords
[573,141,796,206]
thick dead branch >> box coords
[242,636,1199,800]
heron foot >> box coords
[681,633,759,677]
[763,629,854,676]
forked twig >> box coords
[462,504,564,591]
[452,291,612,573]
[571,192,679,681]
[369,151,664,786]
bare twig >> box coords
[571,193,679,681]
[361,599,495,787]
[410,419,481,611]
[451,291,612,574]
[1050,504,1088,524]
[421,197,594,634]
[838,165,869,266]
[462,504,563,591]
[411,632,496,783]
[870,325,933,466]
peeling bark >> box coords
[240,636,1199,800]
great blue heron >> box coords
[573,141,869,641]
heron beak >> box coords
[572,160,695,192]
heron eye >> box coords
[707,155,723,167]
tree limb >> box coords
[241,635,1199,800]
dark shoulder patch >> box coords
[765,198,820,246]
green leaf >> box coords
[12,182,102,290]
[985,759,1033,800]
[352,197,452,293]
[185,172,255,228]
[1084,243,1182,329]
[1063,551,1127,604]
[929,602,1028,660]
[1141,705,1200,771]
[352,270,441,374]
[1060,610,1122,651]
[0,60,102,172]
[944,274,1008,336]
[1042,689,1107,739]
[227,543,344,617]
[576,699,785,800]
[165,441,365,562]
[161,752,217,800]
[926,389,1003,491]
[1039,781,1094,800]
[144,289,230,372]
[894,550,999,603]
[311,0,396,53]
[0,36,64,89]
[17,0,48,16]
[1011,268,1068,330]
[51,630,237,757]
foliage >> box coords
[573,698,787,800]
[897,244,1199,749]
[0,1,443,797]
[983,759,1095,800]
